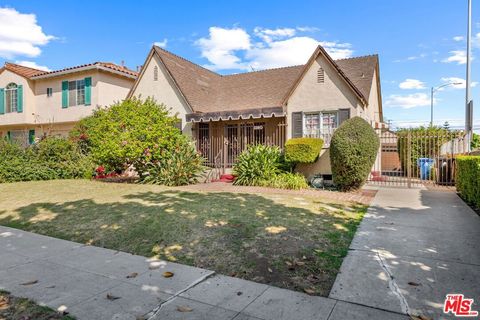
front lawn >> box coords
[0,290,74,320]
[0,180,366,296]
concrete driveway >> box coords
[330,187,480,319]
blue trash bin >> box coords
[417,158,435,180]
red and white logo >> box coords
[443,294,478,317]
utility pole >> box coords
[466,0,473,152]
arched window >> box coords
[153,66,158,81]
[5,83,18,113]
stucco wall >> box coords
[130,53,193,135]
[366,69,381,123]
[285,54,363,141]
[0,70,36,125]
[0,69,134,130]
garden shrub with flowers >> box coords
[70,98,204,186]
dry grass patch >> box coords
[0,180,366,296]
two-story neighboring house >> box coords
[0,62,137,145]
[128,45,384,176]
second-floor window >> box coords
[68,79,85,107]
[5,83,18,113]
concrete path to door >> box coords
[330,187,480,319]
[0,225,408,320]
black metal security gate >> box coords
[368,129,468,187]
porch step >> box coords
[212,174,235,183]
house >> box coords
[128,45,384,176]
[0,62,137,145]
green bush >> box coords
[257,172,308,190]
[0,138,84,183]
[71,98,183,172]
[233,144,285,186]
[33,136,94,179]
[285,138,323,163]
[455,155,480,209]
[136,139,204,186]
[330,117,379,191]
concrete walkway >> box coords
[0,225,407,320]
[330,187,480,320]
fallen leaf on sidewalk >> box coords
[106,293,121,301]
[408,281,421,286]
[237,291,243,296]
[410,316,433,320]
[126,272,138,278]
[162,271,174,278]
[176,305,193,312]
[20,280,38,286]
[267,267,273,273]
[303,288,315,295]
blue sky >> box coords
[1,0,479,131]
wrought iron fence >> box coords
[369,129,468,187]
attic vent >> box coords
[317,68,325,83]
[153,66,158,81]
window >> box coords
[303,112,338,138]
[153,66,158,81]
[5,83,18,113]
[47,88,53,97]
[68,80,86,107]
[317,67,325,83]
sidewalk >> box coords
[0,225,406,320]
[330,187,480,320]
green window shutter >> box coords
[291,111,304,138]
[28,129,35,144]
[17,85,23,113]
[84,77,92,106]
[7,131,11,141]
[62,81,69,108]
[0,88,4,114]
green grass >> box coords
[0,290,74,320]
[0,180,366,296]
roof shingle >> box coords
[152,46,379,114]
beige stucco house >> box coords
[0,62,137,145]
[129,45,384,177]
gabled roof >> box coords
[131,45,379,115]
[0,62,138,80]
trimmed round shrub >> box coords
[233,144,285,186]
[330,117,379,191]
[285,138,323,163]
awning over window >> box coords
[186,107,285,122]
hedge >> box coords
[330,117,379,191]
[285,138,323,163]
[455,155,480,209]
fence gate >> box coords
[368,129,468,188]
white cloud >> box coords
[253,27,296,43]
[399,79,425,89]
[453,36,464,42]
[440,77,478,89]
[154,39,168,48]
[442,50,467,64]
[0,7,55,59]
[195,27,251,70]
[195,26,353,71]
[14,60,50,71]
[385,93,431,109]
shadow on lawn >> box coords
[0,190,364,296]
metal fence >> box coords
[368,129,468,187]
